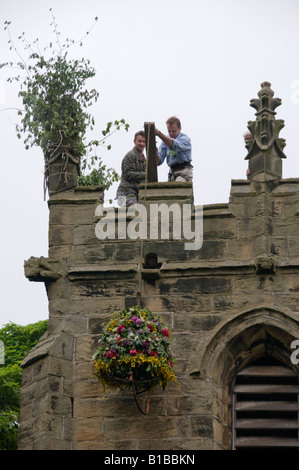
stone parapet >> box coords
[19,169,299,450]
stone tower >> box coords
[18,83,299,450]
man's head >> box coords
[134,130,146,153]
[166,116,181,139]
[243,131,252,143]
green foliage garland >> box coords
[1,10,129,194]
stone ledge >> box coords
[156,259,299,277]
[21,332,74,368]
[68,264,138,281]
[76,185,105,191]
[159,261,255,277]
[272,178,299,196]
[139,181,193,189]
[48,186,104,206]
[21,334,53,368]
[230,179,256,197]
[139,181,194,202]
[66,259,299,282]
[203,203,234,219]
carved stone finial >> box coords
[245,82,287,181]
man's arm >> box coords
[156,147,161,165]
[122,154,146,182]
[155,128,173,149]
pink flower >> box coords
[117,324,125,334]
[129,350,137,356]
[149,350,159,356]
[105,349,117,358]
[162,328,169,337]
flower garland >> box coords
[92,306,177,391]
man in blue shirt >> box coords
[155,116,193,182]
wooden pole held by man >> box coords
[144,122,158,183]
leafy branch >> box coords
[1,11,129,195]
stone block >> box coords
[169,276,232,295]
[228,239,253,261]
[33,436,72,450]
[102,416,190,439]
[75,335,98,362]
[288,236,299,258]
[203,218,237,240]
[72,438,138,450]
[74,361,95,381]
[190,415,214,438]
[72,418,103,442]
[69,243,115,266]
[49,225,73,247]
[161,294,211,313]
[48,245,71,260]
[49,204,91,226]
[73,379,102,399]
[163,394,213,416]
[173,313,221,332]
[46,278,70,301]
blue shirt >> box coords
[158,132,192,167]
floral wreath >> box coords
[92,306,177,392]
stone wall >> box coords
[18,177,299,450]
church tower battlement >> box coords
[18,83,299,450]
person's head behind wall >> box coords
[166,116,181,139]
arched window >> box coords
[232,357,299,450]
[192,307,299,449]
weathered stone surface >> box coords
[24,256,63,282]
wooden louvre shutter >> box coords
[232,358,299,449]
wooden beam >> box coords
[144,122,158,183]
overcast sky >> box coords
[0,0,299,328]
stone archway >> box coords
[190,306,299,449]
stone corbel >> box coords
[24,256,63,282]
[255,255,276,275]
